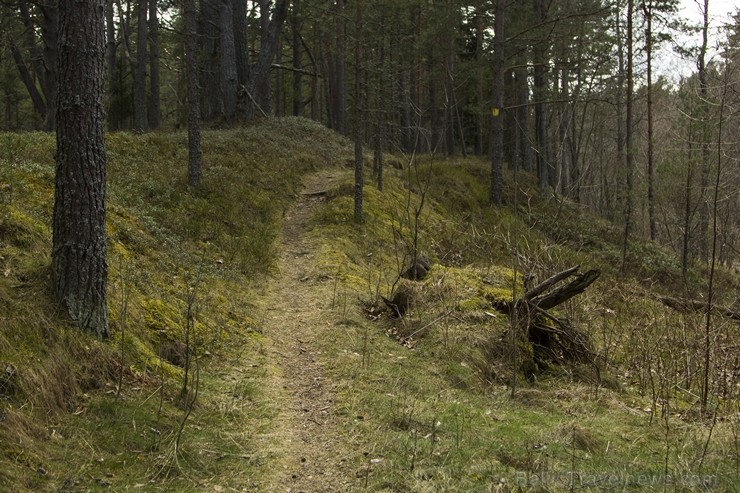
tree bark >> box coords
[18,0,59,130]
[374,12,385,191]
[8,38,47,118]
[199,0,220,121]
[681,118,694,277]
[335,0,347,133]
[220,0,238,121]
[105,0,118,130]
[53,0,109,337]
[643,1,656,240]
[148,0,161,128]
[614,1,625,223]
[274,33,284,117]
[697,0,710,262]
[621,0,635,273]
[133,0,148,132]
[490,0,505,205]
[528,269,600,310]
[185,0,202,186]
[444,53,455,156]
[250,0,289,117]
[292,0,303,116]
[39,0,59,131]
[233,0,249,88]
[475,6,485,156]
[353,0,364,224]
[533,0,550,191]
[515,65,533,172]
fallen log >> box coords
[657,295,740,321]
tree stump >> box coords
[495,265,601,377]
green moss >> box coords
[0,206,48,249]
[141,298,181,334]
[114,331,183,380]
[314,195,355,225]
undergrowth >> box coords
[0,119,737,491]
[0,118,351,491]
[308,153,738,491]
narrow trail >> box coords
[256,171,359,492]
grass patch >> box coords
[0,118,350,491]
[0,121,737,491]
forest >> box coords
[2,0,738,267]
[0,0,738,491]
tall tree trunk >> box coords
[335,0,347,133]
[326,42,336,127]
[260,0,270,45]
[148,0,160,128]
[251,0,289,117]
[682,118,694,277]
[410,5,421,152]
[220,0,238,120]
[353,0,364,223]
[621,0,635,273]
[18,1,49,97]
[21,0,61,130]
[199,0,220,121]
[292,0,303,116]
[274,34,284,117]
[429,59,439,152]
[397,26,410,152]
[614,0,625,223]
[133,0,148,132]
[185,0,202,186]
[516,65,533,172]
[8,39,47,118]
[444,28,456,157]
[40,1,59,131]
[533,0,550,191]
[697,0,710,262]
[558,65,570,194]
[568,31,585,204]
[475,5,485,156]
[233,0,249,87]
[569,100,583,203]
[504,69,515,168]
[374,12,385,191]
[105,0,118,130]
[643,1,656,240]
[53,0,109,337]
[490,0,505,205]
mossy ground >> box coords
[0,120,737,491]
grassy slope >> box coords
[0,119,737,491]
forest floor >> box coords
[254,170,363,492]
[2,126,736,492]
